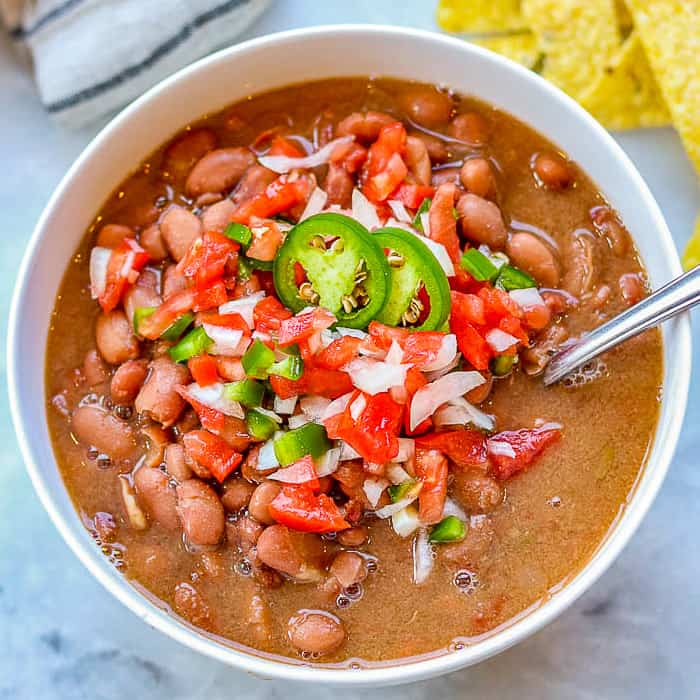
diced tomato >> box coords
[478,286,522,323]
[416,430,488,469]
[414,447,448,525]
[428,183,461,264]
[270,366,353,400]
[176,230,238,290]
[192,280,228,311]
[391,182,435,209]
[188,355,219,387]
[399,332,447,367]
[361,122,408,203]
[197,311,250,333]
[367,152,408,202]
[268,135,305,158]
[367,320,410,349]
[315,336,362,370]
[246,218,283,262]
[232,174,312,224]
[403,367,432,436]
[270,455,320,490]
[253,295,292,334]
[522,302,551,331]
[330,140,368,173]
[233,273,262,299]
[139,287,197,340]
[498,315,528,345]
[451,291,486,326]
[268,484,350,533]
[175,385,225,432]
[98,239,150,313]
[455,322,492,370]
[183,429,242,482]
[215,356,245,382]
[277,307,336,347]
[489,427,561,480]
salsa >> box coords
[45,78,662,665]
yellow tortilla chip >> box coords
[436,0,527,33]
[614,0,634,37]
[522,0,621,100]
[626,0,700,175]
[580,33,670,129]
[473,32,543,70]
[682,213,700,271]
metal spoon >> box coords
[543,265,700,386]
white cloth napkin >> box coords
[1,0,271,128]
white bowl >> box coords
[8,24,692,687]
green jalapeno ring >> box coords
[372,227,451,331]
[273,213,390,330]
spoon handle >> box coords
[543,265,700,386]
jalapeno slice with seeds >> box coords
[273,213,390,329]
[372,227,451,331]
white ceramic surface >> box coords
[7,25,692,688]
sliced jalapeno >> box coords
[372,227,451,330]
[273,213,390,329]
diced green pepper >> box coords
[246,409,278,441]
[268,355,303,380]
[133,306,156,334]
[273,423,331,466]
[388,479,421,503]
[429,515,466,543]
[224,222,252,247]
[491,354,516,377]
[237,256,253,280]
[160,312,195,342]
[495,265,536,291]
[223,379,265,407]
[241,339,275,379]
[413,197,432,231]
[245,256,273,271]
[460,248,500,282]
[168,327,213,363]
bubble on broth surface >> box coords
[454,569,479,595]
[561,358,608,388]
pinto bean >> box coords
[218,416,252,453]
[619,273,645,306]
[448,112,489,145]
[405,135,432,186]
[185,147,255,197]
[226,514,264,553]
[124,269,161,327]
[139,224,168,261]
[506,232,561,287]
[562,232,597,296]
[248,481,282,524]
[336,111,395,142]
[162,264,188,299]
[96,224,134,248]
[256,525,323,580]
[159,206,202,262]
[164,443,193,481]
[336,525,368,547]
[457,193,507,249]
[521,324,569,375]
[451,470,504,514]
[232,165,277,207]
[221,478,256,513]
[176,479,225,546]
[248,593,273,644]
[330,551,367,588]
[95,311,140,365]
[411,131,449,163]
[173,582,212,628]
[431,166,461,187]
[163,128,217,181]
[200,198,236,233]
[400,87,453,128]
[110,359,148,404]
[71,405,135,459]
[83,349,109,387]
[460,157,496,199]
[134,466,180,531]
[324,163,354,208]
[590,206,629,256]
[533,152,573,190]
[288,611,345,655]
[141,423,170,468]
[134,357,189,427]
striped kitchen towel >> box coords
[0,0,271,128]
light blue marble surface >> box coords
[1,2,699,698]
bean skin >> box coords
[506,232,561,287]
[139,224,168,261]
[226,514,264,553]
[110,359,149,404]
[164,443,193,482]
[336,525,368,547]
[400,87,453,128]
[96,224,134,248]
[451,470,504,514]
[619,272,645,306]
[411,131,449,163]
[330,551,367,588]
[176,479,225,546]
[200,198,236,233]
[336,111,395,143]
[562,232,597,296]
[532,152,574,190]
[232,165,277,207]
[95,310,140,365]
[431,167,461,187]
[324,163,354,208]
[124,269,161,329]
[221,478,256,513]
[448,112,489,145]
[460,157,496,199]
[288,611,345,655]
[133,466,180,531]
[159,206,202,262]
[83,349,109,387]
[71,405,135,460]
[456,193,507,249]
[163,128,217,181]
[162,264,188,299]
[134,357,190,427]
[185,147,255,197]
[248,481,282,525]
[405,135,432,186]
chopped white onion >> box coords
[337,440,361,461]
[424,351,462,382]
[269,460,319,484]
[434,396,495,431]
[534,420,563,430]
[400,223,454,276]
[185,382,244,419]
[392,505,421,538]
[363,478,389,508]
[419,212,431,237]
[273,395,298,415]
[420,334,457,372]
[300,395,332,421]
[321,391,354,421]
[375,494,418,519]
[336,326,368,339]
[89,246,111,299]
[442,497,467,521]
[315,447,341,477]
[385,340,404,365]
[287,413,311,429]
[396,437,416,463]
[510,287,545,310]
[344,357,408,395]
[202,324,246,357]
[299,187,328,221]
[252,406,282,423]
[320,328,339,349]
[120,249,136,280]
[349,393,367,421]
[413,528,435,584]
[485,328,519,353]
[387,199,412,223]
[258,136,354,173]
[487,439,516,458]
[478,244,507,269]
[219,290,266,328]
[386,463,411,485]
[351,188,380,231]
[409,371,485,430]
[257,437,281,470]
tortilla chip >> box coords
[627,0,700,175]
[436,0,527,33]
[473,32,543,70]
[614,0,634,37]
[682,214,700,271]
[522,0,621,100]
[580,33,670,129]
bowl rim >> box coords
[7,23,692,687]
